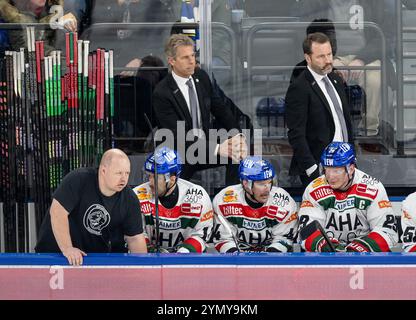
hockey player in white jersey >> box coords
[132,147,213,253]
[212,156,298,253]
[299,142,398,252]
[401,192,416,252]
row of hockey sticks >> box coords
[0,28,114,251]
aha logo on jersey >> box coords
[136,187,151,201]
[272,193,289,206]
[181,203,202,215]
[223,189,238,203]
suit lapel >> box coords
[167,74,193,125]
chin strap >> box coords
[244,179,273,203]
[160,174,177,198]
[337,166,355,191]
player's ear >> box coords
[304,53,311,64]
[241,179,248,188]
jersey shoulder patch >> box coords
[312,177,326,188]
[135,187,151,201]
[223,189,238,203]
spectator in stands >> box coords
[137,55,168,90]
[35,149,147,265]
[293,0,394,136]
[152,34,248,185]
[243,0,295,17]
[89,0,177,71]
[133,147,213,253]
[212,156,298,253]
[298,141,398,252]
[285,32,353,188]
[0,0,77,54]
[0,18,10,51]
[64,0,93,34]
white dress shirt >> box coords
[172,71,201,128]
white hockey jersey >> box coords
[401,192,416,252]
[133,178,213,253]
[299,169,398,252]
[212,184,298,252]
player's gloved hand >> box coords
[225,247,239,253]
[147,244,170,253]
[266,247,281,253]
[330,238,346,252]
[176,246,191,253]
[320,238,346,252]
[345,241,371,253]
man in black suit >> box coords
[152,34,247,184]
[285,32,353,188]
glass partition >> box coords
[1,0,416,195]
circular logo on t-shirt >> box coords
[83,204,111,235]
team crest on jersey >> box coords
[223,189,238,203]
[181,203,202,215]
[83,204,111,236]
[136,187,151,201]
[312,177,325,188]
[378,200,392,209]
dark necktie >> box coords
[322,76,348,142]
[186,79,199,129]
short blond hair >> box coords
[165,34,194,59]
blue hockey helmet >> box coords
[239,156,275,181]
[144,147,182,176]
[320,142,356,167]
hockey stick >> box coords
[143,113,160,253]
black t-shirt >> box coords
[35,168,143,253]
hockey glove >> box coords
[345,241,371,253]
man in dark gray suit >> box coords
[285,32,353,188]
[152,34,247,184]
